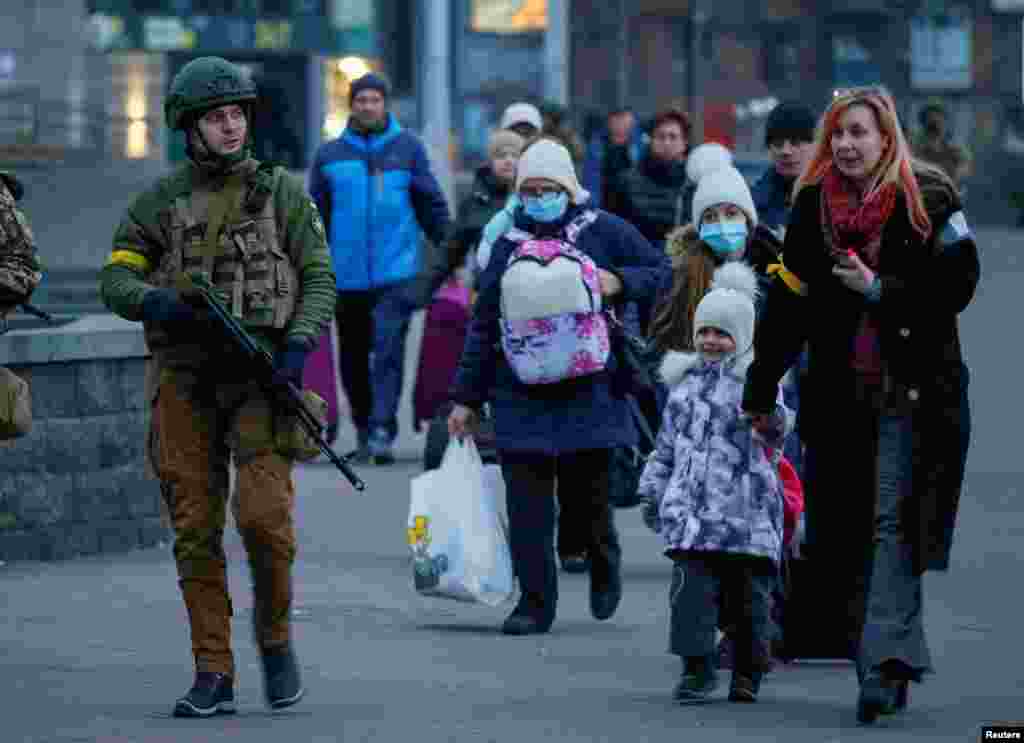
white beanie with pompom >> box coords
[686,142,758,228]
[686,142,733,185]
[693,261,759,358]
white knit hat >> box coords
[500,102,543,132]
[514,138,590,205]
[693,262,759,358]
[690,157,758,228]
[686,142,733,185]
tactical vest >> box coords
[150,163,296,347]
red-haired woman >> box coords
[741,87,979,723]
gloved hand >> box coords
[641,496,662,533]
[140,288,204,326]
[273,338,312,389]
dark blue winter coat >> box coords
[309,115,451,292]
[750,168,795,233]
[451,204,669,455]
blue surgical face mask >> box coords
[522,192,569,223]
[699,219,748,258]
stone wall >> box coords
[0,315,167,562]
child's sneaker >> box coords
[728,672,762,703]
[672,658,719,704]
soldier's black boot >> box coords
[260,645,305,710]
[173,672,236,717]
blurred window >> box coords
[471,0,547,33]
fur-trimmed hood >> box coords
[658,348,753,389]
[664,223,699,269]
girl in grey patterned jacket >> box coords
[638,262,792,704]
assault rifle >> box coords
[0,301,58,335]
[20,303,55,322]
[181,274,366,493]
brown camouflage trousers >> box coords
[151,367,296,676]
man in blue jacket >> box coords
[310,73,452,464]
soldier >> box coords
[912,102,971,191]
[0,171,42,319]
[98,57,336,717]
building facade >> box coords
[569,0,1024,222]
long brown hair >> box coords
[648,226,718,354]
[795,86,945,240]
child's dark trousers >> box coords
[670,551,778,675]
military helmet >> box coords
[164,56,258,131]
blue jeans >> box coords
[858,413,933,680]
[335,280,417,442]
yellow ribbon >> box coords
[105,249,151,273]
[766,258,806,296]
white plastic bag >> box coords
[407,438,515,606]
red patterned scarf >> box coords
[821,165,897,270]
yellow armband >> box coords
[766,257,806,296]
[105,249,152,273]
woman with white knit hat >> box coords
[447,137,669,636]
[649,143,776,357]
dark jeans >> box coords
[858,413,933,680]
[500,448,620,626]
[335,281,417,441]
[670,552,777,674]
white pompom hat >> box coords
[686,142,758,228]
[693,262,760,357]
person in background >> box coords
[606,106,693,251]
[540,100,586,168]
[742,86,978,723]
[749,101,819,484]
[451,129,525,274]
[499,102,544,141]
[583,108,644,212]
[309,72,452,465]
[750,102,818,235]
[912,101,971,192]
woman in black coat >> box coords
[742,87,979,723]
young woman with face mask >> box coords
[648,157,770,358]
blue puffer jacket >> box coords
[309,115,451,291]
[451,203,670,455]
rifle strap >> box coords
[202,174,246,276]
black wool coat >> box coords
[743,172,980,573]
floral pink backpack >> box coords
[499,210,611,385]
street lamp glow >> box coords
[337,56,370,80]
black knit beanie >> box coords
[764,102,817,147]
[349,73,390,103]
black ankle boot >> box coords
[673,656,719,704]
[173,671,236,717]
[857,670,899,724]
[260,645,305,709]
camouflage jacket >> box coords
[99,158,335,360]
[0,171,42,308]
